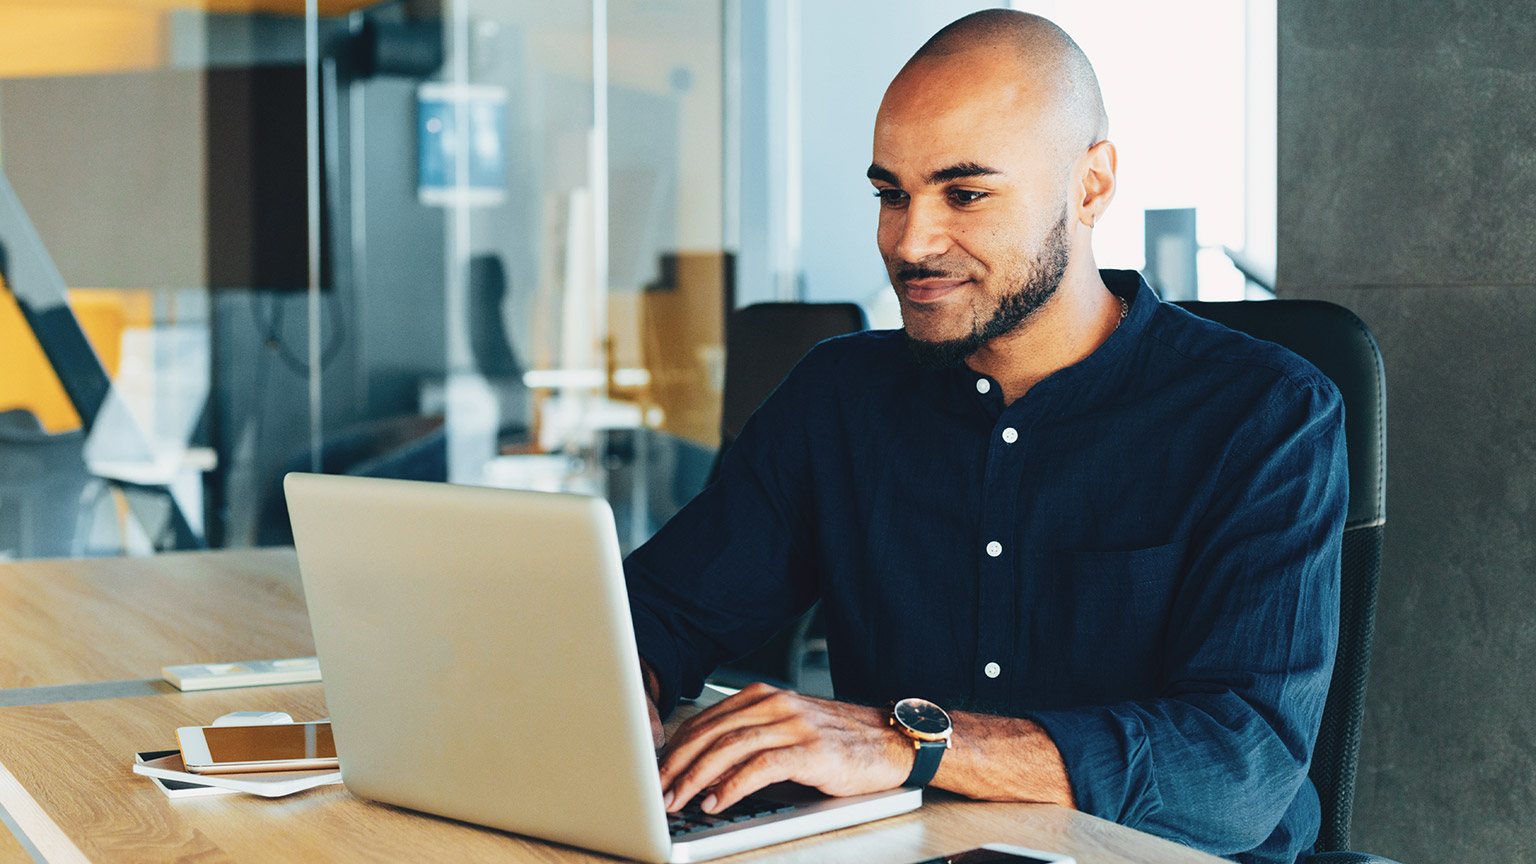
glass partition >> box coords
[0,2,340,557]
[0,0,728,561]
[421,0,728,551]
[284,0,725,555]
[1,0,1279,563]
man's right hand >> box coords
[640,659,664,750]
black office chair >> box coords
[1178,300,1396,863]
[709,302,870,484]
[256,414,447,547]
[710,302,866,690]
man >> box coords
[624,10,1346,864]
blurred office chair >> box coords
[469,255,523,380]
[0,408,93,558]
[255,414,447,547]
[710,302,866,691]
[1178,300,1395,862]
[467,254,533,443]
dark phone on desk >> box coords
[911,844,1076,864]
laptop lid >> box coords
[285,473,673,863]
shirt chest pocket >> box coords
[1022,539,1188,705]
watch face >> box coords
[894,698,951,735]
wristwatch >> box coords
[889,697,953,788]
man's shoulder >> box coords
[795,328,909,376]
[1143,300,1341,407]
[807,327,906,356]
[755,329,910,413]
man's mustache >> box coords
[892,264,970,282]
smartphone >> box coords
[176,721,338,774]
[912,844,1077,864]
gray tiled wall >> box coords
[1278,3,1536,860]
[1279,4,1536,288]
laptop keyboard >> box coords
[667,794,799,837]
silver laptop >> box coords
[285,473,920,863]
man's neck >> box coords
[965,264,1123,406]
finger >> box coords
[659,686,798,789]
[648,698,664,751]
[663,718,803,813]
[700,748,798,814]
[669,682,782,743]
[660,685,783,773]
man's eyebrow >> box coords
[865,162,1003,186]
[927,162,1001,184]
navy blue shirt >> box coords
[625,270,1346,863]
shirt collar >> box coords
[956,269,1158,414]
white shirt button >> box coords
[986,540,1002,558]
[1001,427,1018,444]
[984,662,1001,679]
[976,378,991,394]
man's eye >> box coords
[873,188,908,207]
[949,189,988,205]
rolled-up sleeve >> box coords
[1026,374,1347,855]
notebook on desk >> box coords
[284,473,920,864]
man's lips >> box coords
[901,277,971,304]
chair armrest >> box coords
[1307,851,1405,864]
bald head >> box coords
[897,10,1108,160]
[870,11,1120,367]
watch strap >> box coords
[902,738,945,788]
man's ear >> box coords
[1076,139,1118,229]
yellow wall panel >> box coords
[0,5,166,79]
[0,279,147,434]
[199,0,378,15]
[0,0,379,79]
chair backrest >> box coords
[710,302,866,685]
[259,414,447,547]
[716,301,868,457]
[0,408,91,558]
[1178,300,1386,853]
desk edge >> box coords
[0,759,88,864]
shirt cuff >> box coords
[630,600,686,717]
[1024,705,1163,827]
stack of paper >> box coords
[133,751,342,798]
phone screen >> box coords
[201,722,336,764]
[915,850,1057,864]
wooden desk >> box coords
[0,549,311,692]
[0,684,1224,864]
[0,551,1224,863]
[0,816,29,864]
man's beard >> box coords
[901,209,1072,370]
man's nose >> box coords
[891,199,952,262]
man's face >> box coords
[870,56,1074,367]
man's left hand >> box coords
[659,682,913,814]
